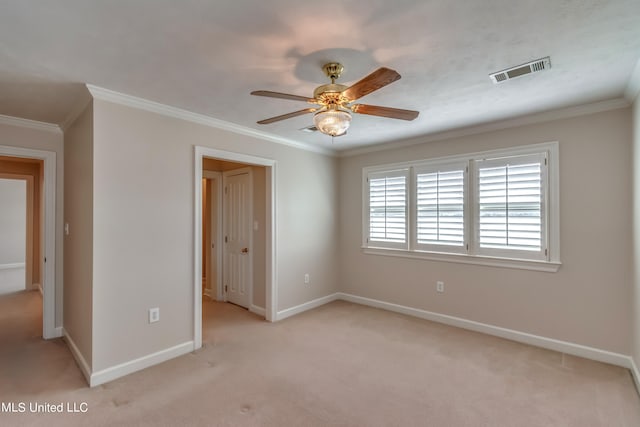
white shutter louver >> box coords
[416,168,465,248]
[368,170,408,247]
[477,154,545,254]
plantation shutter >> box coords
[368,169,408,248]
[415,164,466,251]
[476,153,547,258]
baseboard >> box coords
[53,326,63,338]
[203,288,213,298]
[35,283,43,296]
[64,332,197,388]
[276,293,339,321]
[0,262,25,270]
[63,328,92,386]
[630,357,640,396]
[337,292,632,369]
[250,304,266,317]
[89,341,194,387]
[60,291,640,393]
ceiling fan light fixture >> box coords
[313,106,352,137]
[252,62,419,139]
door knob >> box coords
[241,247,249,253]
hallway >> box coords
[0,291,83,396]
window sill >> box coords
[361,247,561,272]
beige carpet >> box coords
[1,291,639,426]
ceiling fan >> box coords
[251,62,419,137]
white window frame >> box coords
[362,142,560,272]
[364,168,410,250]
[413,161,469,255]
[472,152,548,261]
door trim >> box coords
[0,144,58,339]
[194,147,276,350]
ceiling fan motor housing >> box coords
[313,83,349,105]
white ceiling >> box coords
[1,0,639,152]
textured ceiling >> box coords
[1,0,639,151]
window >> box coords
[415,163,466,253]
[363,142,559,271]
[475,154,547,260]
[367,169,408,249]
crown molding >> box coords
[625,58,640,104]
[60,90,92,132]
[0,114,62,134]
[85,84,335,157]
[82,84,632,159]
[338,97,630,157]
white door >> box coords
[223,169,252,309]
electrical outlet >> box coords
[304,273,310,284]
[149,307,160,323]
[436,281,444,293]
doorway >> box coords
[0,177,27,294]
[194,147,276,351]
[202,162,259,310]
[0,146,57,339]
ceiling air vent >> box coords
[489,57,551,84]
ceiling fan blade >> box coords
[256,108,317,125]
[251,90,318,103]
[351,104,419,121]
[341,67,401,101]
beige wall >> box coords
[63,103,94,366]
[632,97,640,367]
[0,178,26,264]
[339,108,632,354]
[91,98,339,371]
[5,93,635,379]
[0,121,64,326]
